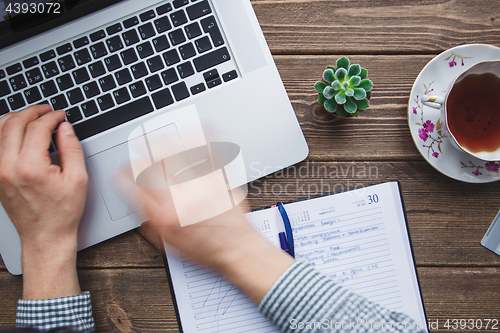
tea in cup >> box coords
[421,60,500,161]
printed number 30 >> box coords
[367,194,379,204]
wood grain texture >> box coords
[1,267,499,331]
[251,0,500,54]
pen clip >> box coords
[277,202,294,258]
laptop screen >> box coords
[0,0,122,49]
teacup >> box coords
[421,60,500,161]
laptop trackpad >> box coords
[87,124,184,221]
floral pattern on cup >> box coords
[412,81,447,158]
[460,161,500,178]
[444,52,472,68]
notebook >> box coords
[0,0,308,274]
[163,181,428,332]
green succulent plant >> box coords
[314,57,373,117]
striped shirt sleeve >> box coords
[16,291,95,332]
[258,261,426,333]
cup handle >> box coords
[421,95,445,109]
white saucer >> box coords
[408,44,500,183]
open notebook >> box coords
[163,181,428,332]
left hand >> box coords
[0,104,88,299]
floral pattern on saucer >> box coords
[408,44,500,183]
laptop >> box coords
[0,0,308,275]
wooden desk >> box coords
[1,1,500,332]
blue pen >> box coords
[277,202,295,258]
[278,232,290,255]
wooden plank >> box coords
[1,267,499,331]
[275,54,431,161]
[251,0,500,54]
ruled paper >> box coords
[165,181,427,332]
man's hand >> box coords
[0,104,88,299]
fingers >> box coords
[0,104,53,158]
[55,121,87,183]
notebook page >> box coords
[165,208,282,333]
[283,181,426,328]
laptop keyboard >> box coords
[0,0,239,149]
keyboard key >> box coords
[113,87,131,104]
[203,68,219,82]
[179,42,196,59]
[0,81,11,97]
[25,68,43,86]
[206,76,221,88]
[222,70,238,82]
[195,36,212,53]
[129,81,147,98]
[171,82,189,101]
[123,16,139,29]
[24,87,42,104]
[83,81,100,98]
[147,55,164,73]
[170,10,188,27]
[152,35,169,52]
[145,74,162,91]
[106,36,124,53]
[67,87,84,105]
[154,16,172,34]
[173,0,189,8]
[163,49,180,66]
[7,93,25,110]
[42,61,60,78]
[130,62,148,79]
[88,61,106,78]
[137,41,154,59]
[40,50,56,62]
[98,75,117,92]
[23,57,39,69]
[177,62,194,79]
[73,96,153,141]
[56,43,72,56]
[138,22,156,40]
[81,100,99,117]
[152,87,174,109]
[73,36,89,49]
[120,48,138,65]
[90,30,106,42]
[74,48,92,66]
[40,80,58,97]
[106,23,122,35]
[122,30,140,46]
[186,0,211,20]
[72,68,90,84]
[193,47,230,72]
[56,74,74,91]
[50,94,68,110]
[97,94,115,111]
[0,99,9,115]
[190,82,205,95]
[90,42,108,59]
[104,54,122,71]
[156,3,172,15]
[185,22,202,39]
[201,16,224,47]
[9,74,27,91]
[168,28,186,46]
[115,68,132,85]
[6,63,22,75]
[0,70,5,79]
[139,10,156,22]
[65,106,83,123]
[58,55,76,72]
[160,68,178,85]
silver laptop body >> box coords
[0,0,308,274]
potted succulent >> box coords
[314,57,373,117]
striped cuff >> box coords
[17,291,95,332]
[259,261,425,333]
